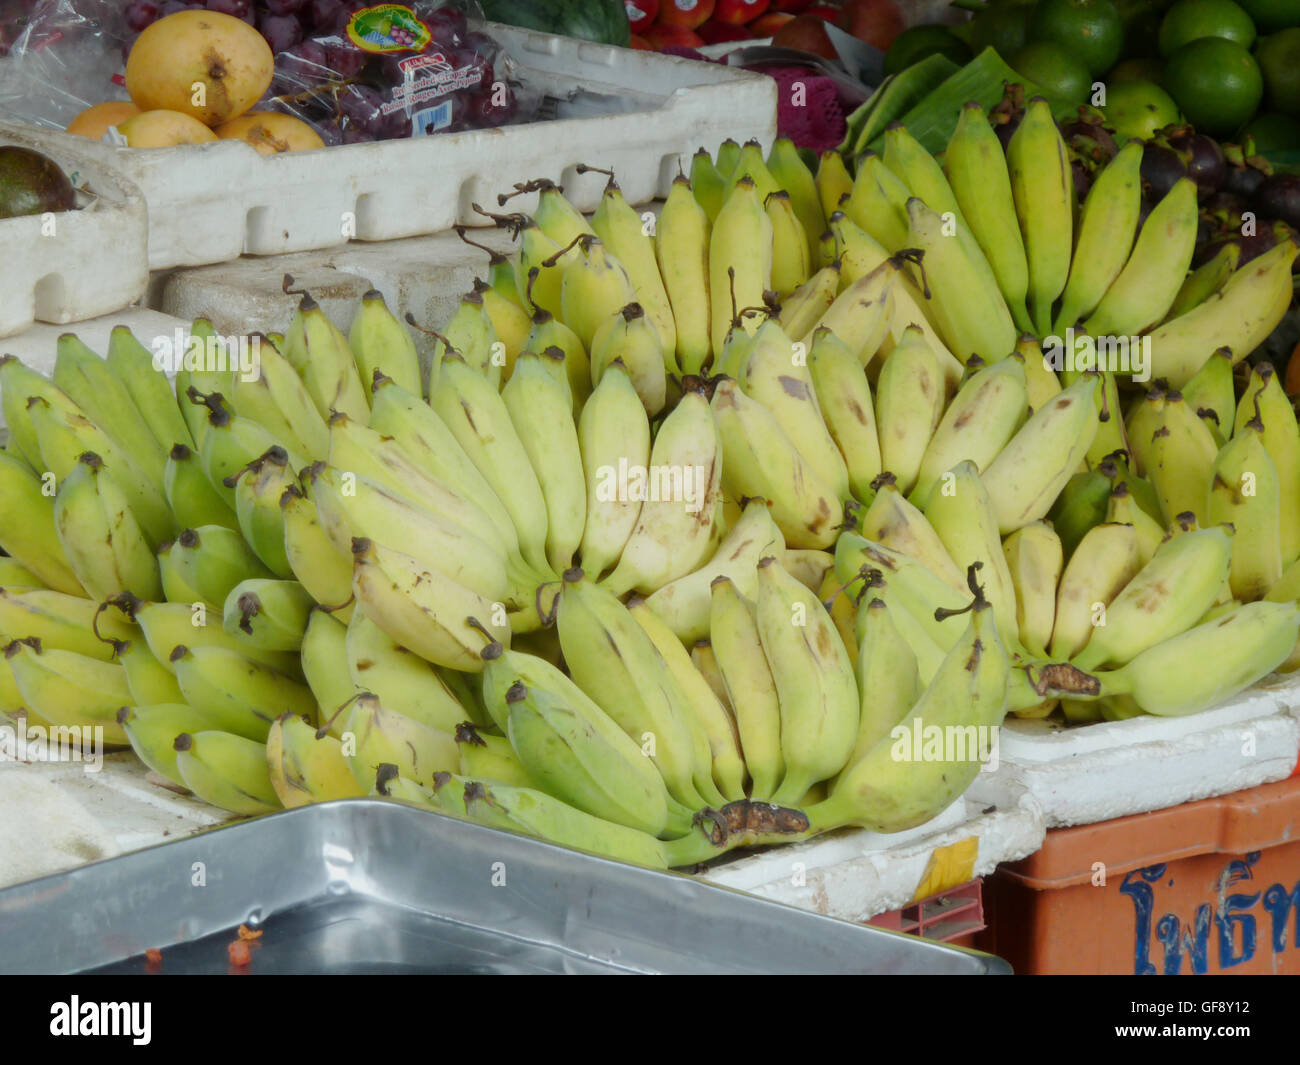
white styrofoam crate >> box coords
[0,751,222,891]
[988,672,1300,829]
[0,308,191,383]
[0,123,148,339]
[20,25,775,271]
[700,775,1044,922]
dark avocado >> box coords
[0,146,76,220]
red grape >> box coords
[310,0,343,31]
[206,0,250,16]
[266,0,308,15]
[324,40,368,78]
[259,12,304,52]
[125,1,160,30]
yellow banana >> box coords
[280,290,369,422]
[602,387,722,596]
[345,607,468,733]
[767,137,825,262]
[1145,237,1298,388]
[1083,177,1199,338]
[0,449,85,595]
[350,537,510,673]
[1074,525,1234,671]
[808,327,881,502]
[502,350,586,575]
[1049,522,1143,660]
[53,453,161,602]
[911,355,1028,508]
[590,175,677,359]
[1002,520,1063,658]
[709,575,784,802]
[266,712,365,807]
[711,378,842,549]
[347,288,422,400]
[281,485,355,618]
[628,598,747,805]
[1052,141,1143,334]
[765,190,812,298]
[343,692,459,791]
[708,176,773,354]
[172,730,281,815]
[874,325,944,496]
[758,558,858,807]
[1208,413,1283,602]
[981,374,1101,533]
[576,362,650,581]
[1007,97,1073,336]
[655,173,712,376]
[117,703,228,787]
[1235,363,1300,565]
[643,499,784,646]
[905,197,1017,364]
[589,304,667,416]
[943,102,1033,334]
[1095,601,1300,716]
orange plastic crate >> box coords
[868,879,985,944]
[977,775,1300,974]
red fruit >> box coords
[714,0,770,24]
[698,18,754,42]
[771,12,837,57]
[629,33,654,49]
[657,0,715,30]
[836,0,905,50]
[645,22,707,48]
[749,11,794,34]
[625,0,659,33]
[769,0,813,10]
[802,4,841,19]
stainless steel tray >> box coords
[0,800,1010,974]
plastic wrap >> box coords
[0,1,133,129]
[0,2,541,142]
[260,2,541,143]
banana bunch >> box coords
[2,114,1296,875]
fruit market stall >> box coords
[0,0,1299,980]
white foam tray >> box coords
[989,673,1300,829]
[0,752,221,891]
[0,123,149,339]
[20,24,775,271]
[700,774,1043,922]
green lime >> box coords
[1242,111,1300,153]
[1158,0,1257,57]
[882,25,973,76]
[1164,36,1264,135]
[1011,41,1095,102]
[969,3,1034,58]
[1102,79,1183,138]
[1119,5,1166,59]
[1236,0,1300,33]
[1029,0,1126,76]
[1109,56,1167,83]
[1255,28,1300,118]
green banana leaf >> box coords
[839,53,962,158]
[853,47,1081,160]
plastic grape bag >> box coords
[257,1,542,144]
[0,0,133,130]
